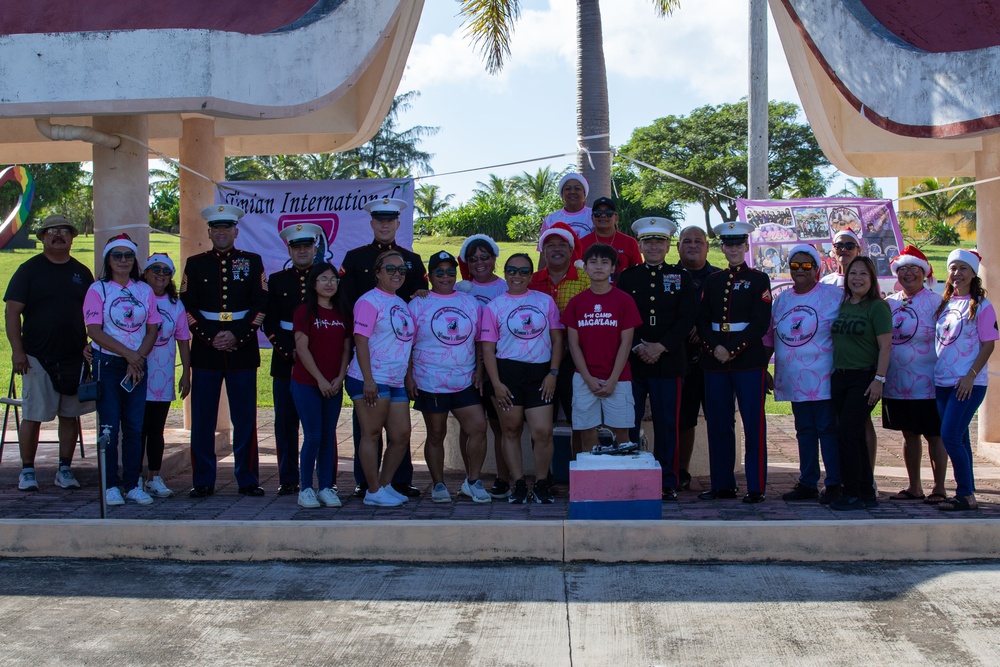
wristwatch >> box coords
[549,368,559,376]
[874,375,886,384]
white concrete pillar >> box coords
[178,116,228,433]
[91,115,150,273]
[975,134,1000,448]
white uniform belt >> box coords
[279,321,294,331]
[199,310,249,322]
[712,322,749,332]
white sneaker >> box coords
[298,487,321,509]
[431,482,452,503]
[460,478,492,504]
[384,485,410,503]
[125,485,154,505]
[54,466,82,489]
[145,476,174,498]
[18,468,39,491]
[105,487,125,506]
[317,487,342,507]
[363,487,405,507]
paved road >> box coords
[2,558,999,665]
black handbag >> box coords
[77,360,102,403]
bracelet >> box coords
[968,368,980,376]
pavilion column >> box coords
[975,133,1000,449]
[179,116,228,433]
[91,115,150,273]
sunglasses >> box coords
[110,252,136,262]
[433,268,457,278]
[504,266,532,277]
[592,210,616,218]
[833,242,857,250]
[147,265,173,276]
[788,261,815,271]
[381,264,408,275]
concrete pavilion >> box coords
[770,0,1000,454]
[0,0,424,266]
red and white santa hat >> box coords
[457,234,501,281]
[558,173,589,198]
[539,221,584,269]
[890,244,935,285]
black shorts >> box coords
[497,358,552,411]
[881,398,941,437]
[413,385,482,414]
[678,366,706,432]
[554,351,576,421]
[479,378,499,420]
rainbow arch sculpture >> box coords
[0,166,35,250]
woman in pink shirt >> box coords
[345,250,416,508]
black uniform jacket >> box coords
[339,240,427,305]
[696,263,772,371]
[181,248,268,371]
[617,262,697,378]
[263,266,310,378]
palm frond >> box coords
[458,0,522,74]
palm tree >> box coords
[512,166,560,205]
[473,174,518,201]
[899,177,976,243]
[837,177,883,199]
[459,0,681,202]
[414,184,453,221]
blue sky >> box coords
[397,0,898,228]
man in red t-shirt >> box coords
[579,197,641,283]
[563,243,642,454]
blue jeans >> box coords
[95,351,147,490]
[791,400,840,488]
[291,380,343,491]
[272,377,301,486]
[190,369,259,489]
[936,384,987,497]
[631,376,682,490]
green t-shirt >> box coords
[831,298,892,370]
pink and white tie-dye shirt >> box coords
[885,288,941,400]
[347,288,415,387]
[934,295,999,387]
[456,277,507,306]
[408,291,481,393]
[763,282,841,402]
[145,294,190,402]
[83,280,162,355]
[478,290,563,364]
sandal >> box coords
[889,489,925,501]
[938,496,979,512]
[924,493,947,505]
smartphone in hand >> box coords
[120,375,137,393]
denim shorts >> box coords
[345,376,409,402]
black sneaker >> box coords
[781,483,819,501]
[830,495,866,511]
[818,484,842,505]
[354,484,368,498]
[531,479,554,504]
[662,488,678,501]
[489,478,511,499]
[509,478,529,504]
[677,469,691,491]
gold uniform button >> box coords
[725,289,729,294]
[223,286,228,291]
[650,309,656,314]
[222,268,228,273]
[222,277,228,282]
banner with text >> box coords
[737,197,904,297]
[215,178,415,277]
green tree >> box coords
[459,0,681,202]
[618,99,829,234]
[344,90,438,176]
[413,184,454,235]
[837,177,884,199]
[512,166,560,205]
[0,162,90,230]
[473,174,519,201]
[900,177,976,245]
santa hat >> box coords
[457,234,501,281]
[103,233,138,259]
[558,173,589,198]
[539,221,584,269]
[833,228,861,245]
[788,244,823,271]
[947,248,982,276]
[890,245,935,285]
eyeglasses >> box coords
[592,210,616,218]
[895,265,922,273]
[44,227,73,236]
[381,264,408,275]
[788,262,815,271]
[148,265,173,276]
[468,254,493,263]
[433,268,457,278]
[504,266,532,277]
[316,276,340,285]
[109,252,136,262]
[833,242,857,251]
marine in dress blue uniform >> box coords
[339,197,428,497]
[617,217,696,500]
[696,221,772,503]
[263,223,323,495]
[181,204,269,498]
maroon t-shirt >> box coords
[563,287,642,381]
[291,303,349,386]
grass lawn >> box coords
[0,231,963,410]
